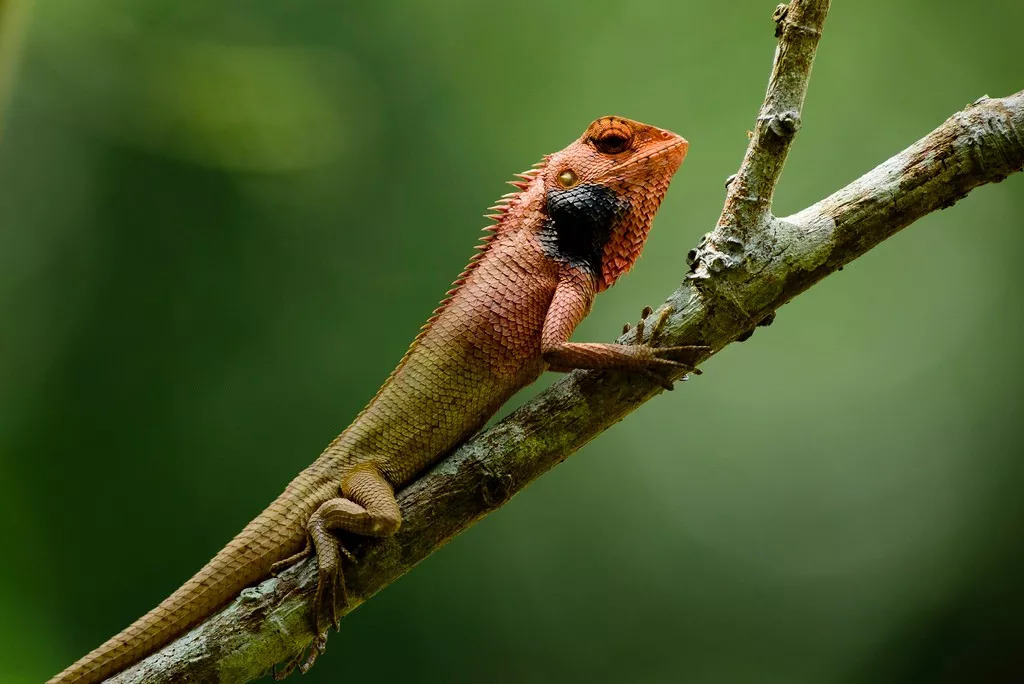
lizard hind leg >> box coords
[301,466,403,670]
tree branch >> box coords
[719,0,829,233]
[112,1,1023,681]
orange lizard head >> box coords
[537,116,688,291]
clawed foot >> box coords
[272,532,355,679]
[272,633,329,680]
[622,306,709,390]
[312,547,348,634]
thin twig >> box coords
[716,0,829,234]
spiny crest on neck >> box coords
[483,156,548,232]
[431,155,549,315]
[360,156,550,397]
[448,154,548,295]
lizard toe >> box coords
[637,367,676,391]
[273,652,301,681]
[271,538,312,577]
[300,634,328,674]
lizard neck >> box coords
[324,182,555,484]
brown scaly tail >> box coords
[47,480,318,683]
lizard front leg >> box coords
[541,268,706,389]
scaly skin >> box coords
[49,116,690,683]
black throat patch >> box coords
[540,183,627,275]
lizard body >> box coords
[50,116,689,683]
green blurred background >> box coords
[2,1,1022,682]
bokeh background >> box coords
[2,1,1022,682]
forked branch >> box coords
[112,1,1023,681]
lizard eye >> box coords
[557,169,578,188]
[593,130,632,155]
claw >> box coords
[302,583,332,674]
[271,538,313,577]
[274,654,301,680]
[274,631,322,681]
[650,357,691,371]
[331,563,347,631]
[275,632,328,679]
[313,552,348,634]
[300,633,329,674]
[638,367,675,391]
[657,345,711,359]
[339,543,357,564]
[654,345,711,374]
[622,305,709,390]
[648,306,673,347]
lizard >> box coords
[49,115,694,683]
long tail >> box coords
[48,484,316,683]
